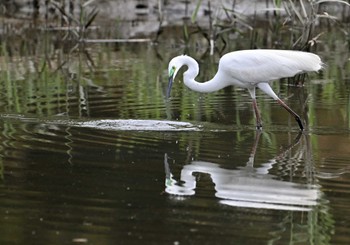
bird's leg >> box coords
[277,99,304,131]
[252,99,263,130]
[247,130,262,167]
[248,88,263,130]
[257,83,304,131]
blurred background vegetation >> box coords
[0,0,348,125]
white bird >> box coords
[166,49,323,130]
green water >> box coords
[0,25,349,245]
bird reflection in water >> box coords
[164,132,320,211]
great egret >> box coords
[166,49,323,130]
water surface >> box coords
[0,38,349,245]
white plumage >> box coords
[220,50,322,84]
[167,49,323,130]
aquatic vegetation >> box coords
[0,0,347,124]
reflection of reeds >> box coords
[0,155,3,180]
[0,1,347,128]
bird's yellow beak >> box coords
[166,66,176,99]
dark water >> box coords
[0,41,349,245]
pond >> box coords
[0,24,350,245]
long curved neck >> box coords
[182,56,228,93]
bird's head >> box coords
[166,55,185,99]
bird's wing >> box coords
[220,50,321,84]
